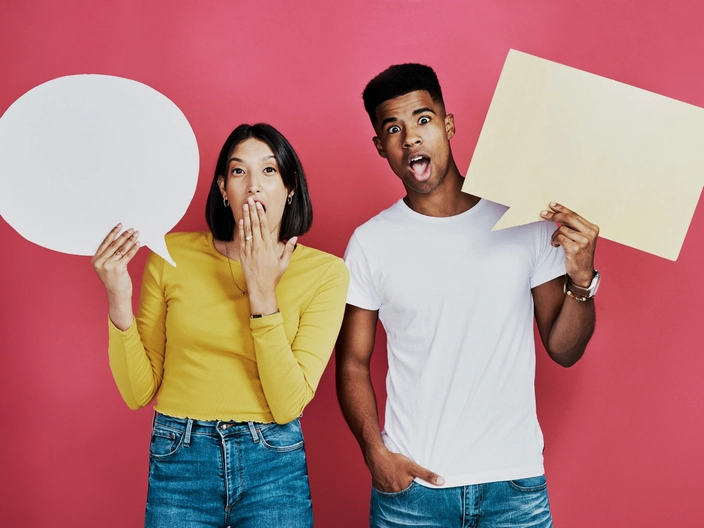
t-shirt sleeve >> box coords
[530,220,566,288]
[343,231,382,311]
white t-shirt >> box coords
[344,198,566,487]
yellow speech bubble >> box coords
[463,50,704,261]
[0,75,199,266]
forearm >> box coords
[252,314,316,423]
[336,362,385,461]
[107,292,134,331]
[108,319,163,409]
[546,296,596,367]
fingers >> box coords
[542,202,599,285]
[242,202,253,249]
[541,202,599,240]
[241,198,273,253]
[254,200,269,239]
[92,225,140,267]
[410,462,445,486]
[279,236,298,269]
[94,223,122,256]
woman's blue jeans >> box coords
[145,413,313,528]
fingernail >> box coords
[256,201,263,209]
[244,203,249,211]
[550,202,557,207]
[541,211,548,216]
[126,228,134,233]
[133,231,139,237]
[436,477,445,485]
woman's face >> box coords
[217,138,292,240]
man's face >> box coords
[372,90,455,195]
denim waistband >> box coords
[153,412,262,446]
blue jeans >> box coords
[145,413,313,528]
[370,476,552,528]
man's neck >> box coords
[403,164,480,217]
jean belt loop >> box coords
[184,418,194,447]
[152,410,158,427]
[247,421,259,443]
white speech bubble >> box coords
[0,75,199,266]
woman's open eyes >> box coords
[231,167,245,175]
[263,166,277,174]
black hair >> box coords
[363,63,445,126]
[205,123,313,242]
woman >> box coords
[92,123,349,527]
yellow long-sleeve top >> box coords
[108,231,349,424]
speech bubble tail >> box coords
[491,205,541,231]
[143,235,176,267]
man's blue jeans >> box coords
[144,413,313,528]
[370,476,553,528]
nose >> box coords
[246,174,261,194]
[403,127,422,148]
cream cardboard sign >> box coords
[463,49,704,261]
[0,75,199,266]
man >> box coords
[336,63,599,527]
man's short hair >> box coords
[363,63,445,126]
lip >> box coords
[406,151,430,165]
[246,198,267,212]
[407,151,432,182]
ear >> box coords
[217,175,226,197]
[445,114,456,140]
[372,136,387,159]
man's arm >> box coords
[533,202,599,367]
[335,304,444,491]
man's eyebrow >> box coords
[380,116,398,129]
[412,107,436,116]
[380,107,437,129]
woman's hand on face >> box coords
[239,198,297,311]
[91,224,140,300]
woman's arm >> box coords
[93,225,166,409]
[252,259,349,423]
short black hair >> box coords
[205,123,313,242]
[363,63,445,126]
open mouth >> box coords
[409,155,431,181]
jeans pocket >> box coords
[149,425,184,459]
[508,475,548,492]
[372,480,416,498]
[257,420,304,452]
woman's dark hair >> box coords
[206,123,313,242]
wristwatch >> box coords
[564,271,600,302]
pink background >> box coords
[2,1,703,526]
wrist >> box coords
[567,271,593,289]
[247,290,278,316]
[565,270,600,301]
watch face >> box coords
[589,271,601,296]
